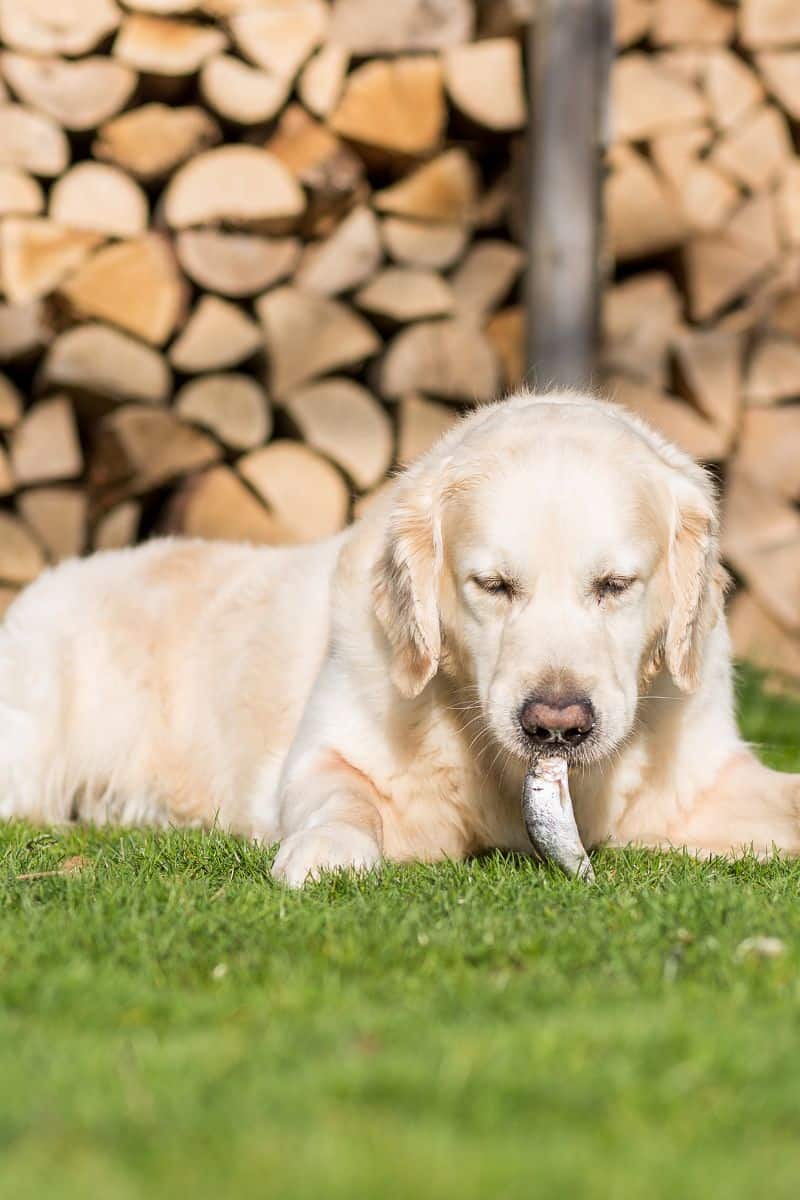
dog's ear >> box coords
[372,473,444,700]
[663,470,727,692]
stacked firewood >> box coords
[0,0,529,612]
[605,0,800,683]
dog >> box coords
[1,390,798,885]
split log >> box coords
[450,239,524,320]
[769,290,800,339]
[58,236,186,346]
[42,323,172,405]
[711,105,793,192]
[602,272,682,388]
[90,406,221,502]
[733,408,800,503]
[175,373,271,451]
[0,299,49,362]
[650,127,712,189]
[374,149,479,224]
[778,164,800,248]
[163,145,305,231]
[0,219,102,305]
[443,38,526,130]
[257,286,380,395]
[612,52,708,141]
[0,166,43,217]
[238,440,349,542]
[0,104,69,176]
[17,487,86,562]
[176,230,300,298]
[267,105,365,235]
[10,395,82,484]
[607,376,729,461]
[605,145,687,262]
[200,54,289,125]
[757,53,800,121]
[721,473,800,635]
[615,0,652,47]
[0,0,121,56]
[328,0,473,53]
[298,43,349,118]
[166,465,283,545]
[745,334,800,406]
[124,1,201,11]
[113,13,227,75]
[352,478,394,520]
[397,392,458,464]
[0,512,45,585]
[651,0,735,45]
[740,0,800,50]
[0,52,136,131]
[355,268,454,323]
[93,104,221,181]
[380,318,499,403]
[672,328,742,450]
[93,500,141,550]
[229,0,327,81]
[0,445,13,495]
[0,373,23,428]
[50,163,148,237]
[728,591,800,681]
[294,205,382,296]
[706,49,764,130]
[683,192,779,321]
[330,57,445,157]
[169,296,262,373]
[381,218,468,270]
[283,378,393,490]
[485,306,525,390]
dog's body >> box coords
[1,392,798,883]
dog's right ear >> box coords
[372,474,444,700]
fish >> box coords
[522,756,595,882]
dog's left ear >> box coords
[372,473,444,700]
[663,470,727,692]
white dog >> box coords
[1,391,798,885]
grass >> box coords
[1,667,799,1200]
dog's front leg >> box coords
[271,755,384,888]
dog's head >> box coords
[373,392,725,768]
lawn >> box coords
[1,667,799,1200]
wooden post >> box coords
[526,0,613,390]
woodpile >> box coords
[605,0,800,685]
[0,0,528,614]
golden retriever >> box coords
[1,390,798,884]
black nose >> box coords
[519,694,595,747]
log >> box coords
[605,145,687,262]
[0,166,43,217]
[721,480,800,637]
[729,589,800,682]
[0,512,45,585]
[380,318,499,403]
[266,105,365,235]
[674,161,739,235]
[740,1,800,50]
[90,406,221,502]
[58,236,186,346]
[374,149,479,224]
[485,306,525,390]
[733,407,800,503]
[169,296,262,373]
[330,56,445,157]
[354,268,454,323]
[397,392,458,464]
[0,299,49,362]
[283,377,393,490]
[770,290,800,339]
[672,328,742,449]
[650,126,712,189]
[615,0,652,47]
[10,395,83,484]
[450,239,524,320]
[175,373,271,451]
[0,52,136,131]
[612,52,708,141]
[166,465,283,545]
[229,0,327,81]
[745,334,800,406]
[17,487,86,562]
[706,48,764,130]
[294,205,382,296]
[328,0,473,53]
[113,13,227,75]
[93,103,221,181]
[711,105,793,192]
[0,219,102,305]
[778,164,800,248]
[757,53,800,121]
[0,0,121,56]
[651,0,735,45]
[0,373,23,428]
[200,54,290,125]
[257,286,380,395]
[607,376,729,461]
[163,145,305,231]
[352,478,394,520]
[602,271,682,388]
[50,162,148,237]
[42,323,172,405]
[0,444,13,496]
[176,230,300,298]
[683,192,779,321]
[381,217,468,270]
[443,38,526,130]
[0,103,69,176]
[238,440,349,542]
[93,500,141,550]
[298,42,349,118]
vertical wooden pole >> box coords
[525,0,613,391]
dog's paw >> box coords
[271,823,382,888]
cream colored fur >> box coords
[1,391,798,885]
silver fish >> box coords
[522,757,595,882]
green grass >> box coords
[1,667,799,1200]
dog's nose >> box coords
[519,694,595,746]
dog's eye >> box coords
[471,574,515,599]
[593,574,637,601]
